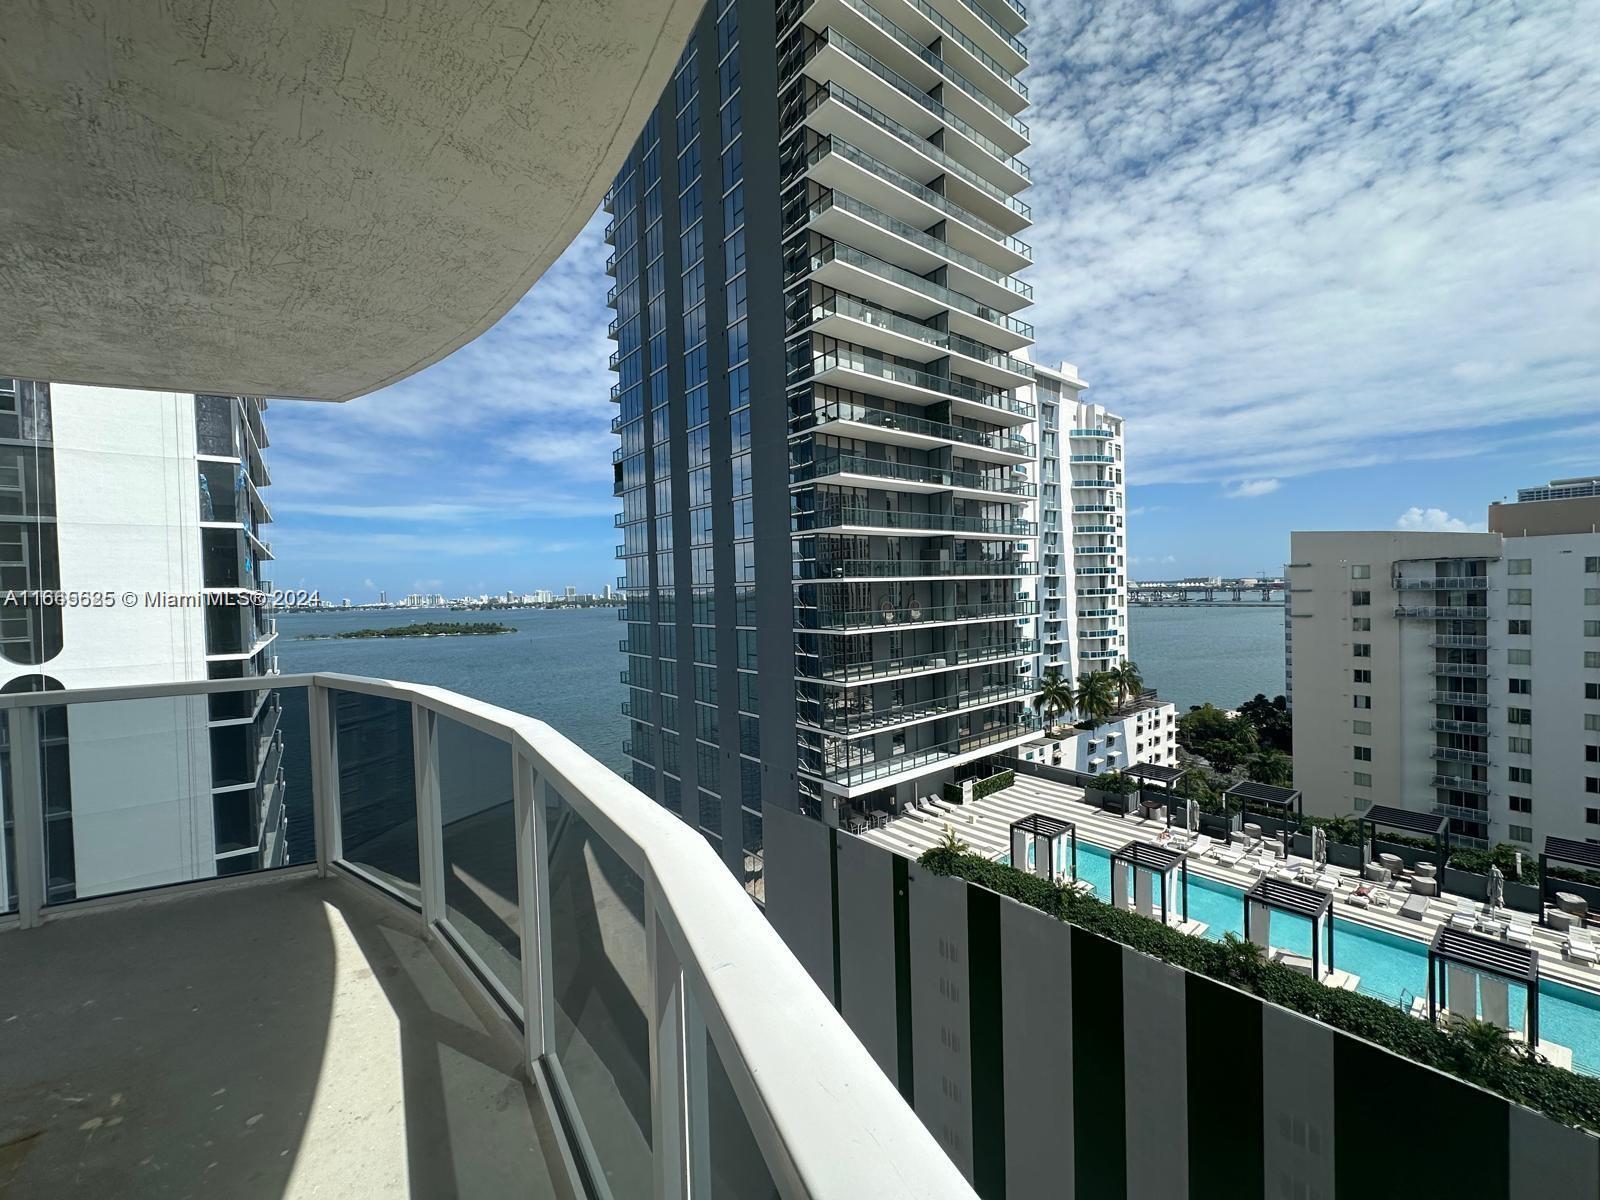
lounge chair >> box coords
[1506,917,1534,947]
[1400,894,1429,921]
[1448,910,1476,932]
[1369,888,1393,909]
[1565,930,1598,965]
[1345,891,1371,909]
[1215,846,1246,869]
[1184,834,1214,859]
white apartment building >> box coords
[1019,362,1177,775]
[0,380,281,906]
[1288,484,1600,849]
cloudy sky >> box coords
[267,0,1600,599]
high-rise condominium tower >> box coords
[1287,482,1600,849]
[0,380,281,905]
[608,0,1037,889]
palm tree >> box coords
[1032,668,1074,734]
[1111,660,1144,709]
[1074,670,1117,728]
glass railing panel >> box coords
[0,715,11,913]
[702,1005,783,1198]
[543,780,653,1197]
[435,714,520,993]
[332,689,420,901]
[10,687,314,906]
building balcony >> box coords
[810,637,1038,685]
[1395,606,1489,620]
[1429,662,1491,678]
[802,345,1031,425]
[1074,565,1117,576]
[800,289,1033,388]
[797,451,1037,498]
[799,557,1037,581]
[924,0,1028,72]
[803,399,1034,464]
[809,678,1036,736]
[1072,502,1117,513]
[800,139,1033,286]
[806,596,1038,631]
[1073,545,1114,556]
[1432,718,1490,735]
[1075,524,1118,534]
[1079,648,1120,661]
[818,711,1037,791]
[894,0,1029,106]
[802,242,1033,353]
[798,504,1037,538]
[0,675,965,1199]
[1393,576,1491,591]
[1431,746,1491,766]
[1432,773,1491,796]
[1068,453,1115,465]
[801,82,1030,237]
[1430,634,1489,649]
[1433,690,1489,706]
[1068,427,1115,438]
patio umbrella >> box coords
[1312,826,1327,869]
[1187,797,1200,834]
[1490,864,1505,911]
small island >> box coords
[299,621,516,640]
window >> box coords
[1352,720,1372,735]
[1509,825,1533,844]
[1508,707,1532,725]
[1507,558,1532,575]
[1508,649,1532,666]
[1587,589,1600,606]
[1509,677,1531,695]
[1587,556,1600,573]
[1589,809,1600,825]
[1351,564,1371,579]
[1588,621,1600,637]
[1352,617,1371,631]
[1507,588,1532,605]
[1354,795,1372,810]
[1353,694,1372,709]
[1509,766,1532,785]
[1508,619,1532,636]
[1508,736,1532,754]
[1353,643,1371,657]
[1588,746,1599,763]
[1588,683,1600,700]
[1586,652,1600,668]
[1351,590,1371,606]
[1353,669,1372,683]
[1353,746,1372,762]
[1589,714,1600,732]
[1509,795,1532,814]
[1353,771,1372,788]
[1589,778,1600,794]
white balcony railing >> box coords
[0,673,973,1200]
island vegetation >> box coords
[300,621,515,640]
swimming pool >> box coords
[1003,840,1600,1074]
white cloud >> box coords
[1022,1,1600,486]
[1395,506,1485,533]
[1224,479,1281,499]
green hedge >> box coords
[944,769,1015,805]
[1090,770,1140,795]
[918,844,1600,1133]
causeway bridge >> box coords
[1129,576,1287,606]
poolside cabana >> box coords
[1243,877,1334,981]
[1359,805,1447,869]
[1537,837,1600,928]
[1224,780,1303,854]
[1009,813,1077,884]
[1427,926,1540,1045]
[1126,761,1188,826]
[1110,840,1188,925]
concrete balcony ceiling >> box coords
[1,0,700,401]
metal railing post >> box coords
[10,708,44,929]
[412,705,445,929]
[308,683,341,874]
[513,749,548,1074]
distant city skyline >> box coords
[263,2,1600,597]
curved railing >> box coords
[0,674,974,1200]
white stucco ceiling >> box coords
[0,0,700,400]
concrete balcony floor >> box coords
[0,874,574,1199]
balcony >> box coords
[810,678,1037,736]
[1429,662,1491,678]
[798,451,1037,497]
[1430,634,1489,649]
[799,557,1037,580]
[1396,606,1489,620]
[801,291,1033,388]
[1432,773,1491,795]
[821,714,1037,789]
[807,596,1038,631]
[1433,690,1489,706]
[804,399,1035,463]
[0,676,967,1199]
[1432,746,1491,765]
[812,637,1038,684]
[798,504,1037,538]
[1393,576,1491,591]
[1432,718,1489,735]
[1068,427,1115,438]
[1068,453,1115,465]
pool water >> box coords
[1004,841,1600,1074]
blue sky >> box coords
[266,0,1600,601]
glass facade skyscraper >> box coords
[610,0,1034,892]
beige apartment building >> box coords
[1288,480,1600,850]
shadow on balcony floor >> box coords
[0,873,575,1199]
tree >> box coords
[1032,668,1074,734]
[1238,692,1292,753]
[1110,660,1144,708]
[1074,670,1117,728]
[1177,703,1259,772]
[1246,748,1294,787]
